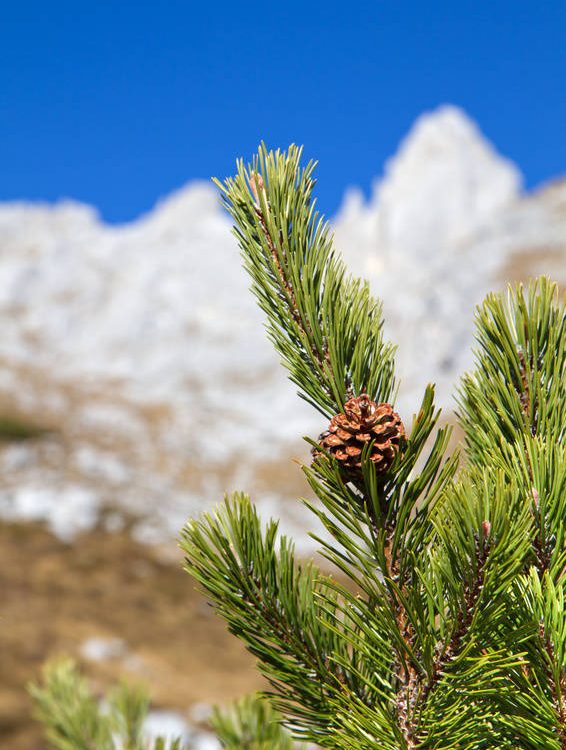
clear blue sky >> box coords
[1,1,565,223]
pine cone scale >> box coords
[324,434,343,447]
[345,446,362,457]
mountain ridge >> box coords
[0,105,563,547]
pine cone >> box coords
[316,394,405,476]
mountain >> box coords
[0,106,564,546]
[0,183,316,546]
[334,106,565,413]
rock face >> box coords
[0,105,564,546]
[333,105,565,412]
[333,106,522,269]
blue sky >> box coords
[1,1,565,223]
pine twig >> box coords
[250,173,334,382]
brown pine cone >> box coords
[315,394,405,476]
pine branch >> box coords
[420,524,490,709]
[210,693,296,749]
[453,280,566,746]
[250,172,328,374]
[458,278,565,463]
[214,144,397,417]
[29,658,185,750]
[180,494,360,746]
[305,386,457,594]
[517,569,566,747]
[29,658,114,750]
[542,626,566,747]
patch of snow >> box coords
[103,511,126,533]
[0,484,99,541]
[72,446,132,485]
[191,733,221,750]
[131,519,171,547]
[80,637,128,662]
[188,702,213,724]
[143,710,190,743]
[0,444,37,472]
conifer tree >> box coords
[181,145,566,749]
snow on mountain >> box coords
[0,105,564,546]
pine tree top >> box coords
[182,144,566,749]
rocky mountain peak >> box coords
[374,105,523,257]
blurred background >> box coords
[0,1,565,747]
